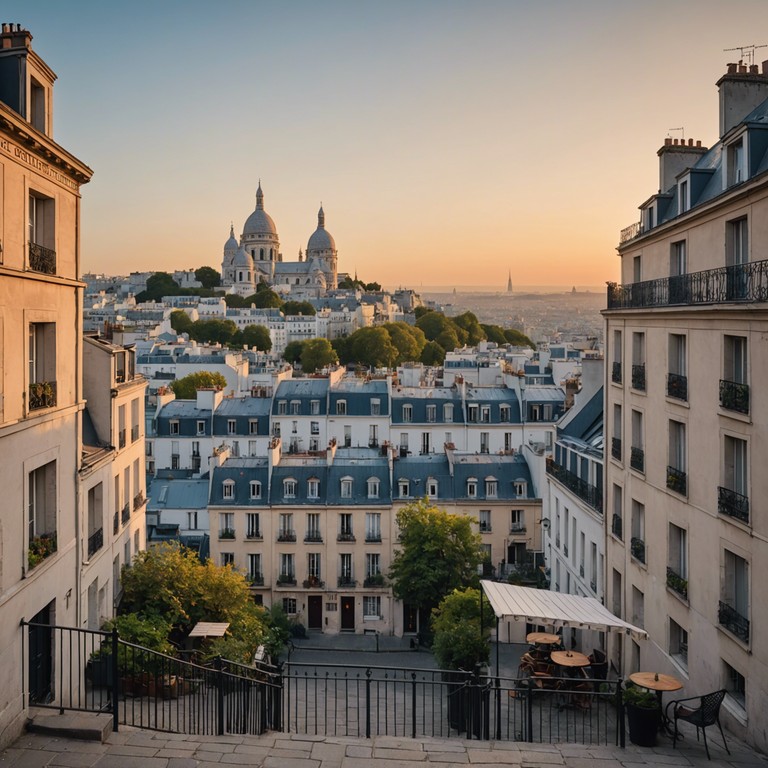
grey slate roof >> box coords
[147,477,210,510]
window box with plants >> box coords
[623,684,661,747]
[28,533,57,570]
[218,528,236,540]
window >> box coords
[249,419,259,435]
[678,179,689,213]
[118,405,127,448]
[247,553,262,583]
[310,421,320,435]
[249,480,261,499]
[309,438,319,451]
[272,422,281,437]
[339,552,353,582]
[726,217,749,299]
[720,435,749,522]
[481,543,492,562]
[480,432,490,454]
[131,399,140,441]
[722,335,749,413]
[30,77,46,132]
[307,552,321,580]
[631,500,645,564]
[339,513,354,540]
[720,549,749,643]
[631,410,644,472]
[633,254,642,282]
[727,138,745,186]
[400,433,408,451]
[467,478,477,498]
[283,478,297,498]
[307,478,320,499]
[279,513,294,541]
[306,513,321,541]
[222,480,235,500]
[504,433,513,452]
[485,477,498,498]
[670,240,686,276]
[668,421,687,497]
[427,477,438,498]
[28,192,55,270]
[336,400,347,416]
[421,432,431,454]
[480,405,491,423]
[28,460,57,566]
[723,660,746,709]
[402,404,412,423]
[426,404,436,422]
[399,479,409,497]
[366,512,381,542]
[667,523,688,599]
[366,553,381,578]
[371,399,380,416]
[612,484,623,540]
[510,509,524,533]
[188,510,198,530]
[479,510,491,532]
[282,598,297,614]
[513,480,527,497]
[227,419,237,435]
[278,400,287,415]
[310,400,320,415]
[367,477,380,499]
[221,552,234,567]
[631,332,645,391]
[611,329,622,384]
[290,400,300,415]
[499,404,511,422]
[612,403,622,461]
[343,425,351,447]
[467,404,478,423]
[369,424,378,447]
[280,553,295,579]
[340,476,353,498]
[246,513,261,539]
[248,440,258,457]
[219,512,234,538]
[443,403,454,421]
[28,323,57,410]
[364,596,381,619]
[197,420,206,435]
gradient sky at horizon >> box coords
[9,0,768,288]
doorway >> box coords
[308,596,323,631]
[28,602,54,704]
[340,596,355,631]
[403,603,418,634]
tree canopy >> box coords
[503,328,535,348]
[432,588,493,671]
[170,370,227,399]
[251,288,283,308]
[383,322,427,365]
[236,324,272,351]
[420,340,446,365]
[170,309,193,335]
[389,499,483,638]
[283,340,306,364]
[282,300,316,316]
[301,337,338,373]
[188,318,238,345]
[195,266,221,289]
[136,272,180,303]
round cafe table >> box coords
[526,632,561,646]
[629,672,683,734]
[550,650,590,668]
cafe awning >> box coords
[481,580,647,641]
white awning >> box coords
[481,581,647,641]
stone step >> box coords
[26,709,113,742]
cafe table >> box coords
[526,632,561,646]
[629,672,683,734]
[550,650,590,668]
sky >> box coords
[8,0,768,289]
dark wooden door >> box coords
[28,603,53,704]
[340,596,355,631]
[308,596,322,630]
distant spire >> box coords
[507,270,513,293]
[298,248,303,262]
[318,204,325,228]
[229,222,235,237]
[256,180,264,209]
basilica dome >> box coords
[223,224,238,252]
[243,183,278,237]
[307,205,336,252]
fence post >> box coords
[411,672,417,739]
[215,656,225,736]
[526,686,533,742]
[365,668,372,738]
[617,678,625,748]
[111,628,119,733]
[495,677,501,741]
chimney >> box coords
[657,139,708,192]
[717,60,768,137]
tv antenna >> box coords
[723,44,768,66]
[667,127,685,141]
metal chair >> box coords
[664,689,729,760]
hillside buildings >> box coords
[604,60,768,750]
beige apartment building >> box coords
[604,60,768,751]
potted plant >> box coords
[623,684,661,746]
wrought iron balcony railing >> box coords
[304,532,323,543]
[121,503,130,525]
[666,566,688,600]
[29,381,57,410]
[666,466,687,496]
[546,459,603,514]
[667,373,688,401]
[611,361,622,384]
[87,527,104,558]
[631,364,646,391]
[133,491,145,511]
[630,446,645,472]
[337,532,356,542]
[607,258,768,310]
[630,536,646,563]
[718,486,749,523]
[245,530,262,540]
[510,523,526,534]
[247,573,264,586]
[365,533,382,542]
[337,576,357,588]
[29,241,57,274]
[611,514,623,540]
[718,600,750,643]
[364,574,386,588]
[620,221,641,244]
[611,437,622,461]
[277,574,296,586]
[277,530,296,542]
[719,379,750,414]
[302,577,325,589]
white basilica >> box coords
[221,183,339,297]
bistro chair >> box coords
[664,689,729,760]
[588,649,608,680]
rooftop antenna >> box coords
[667,127,685,141]
[723,44,768,66]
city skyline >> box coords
[9,0,768,287]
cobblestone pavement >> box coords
[1,727,765,768]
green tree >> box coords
[347,327,398,368]
[503,328,535,349]
[481,324,507,345]
[383,322,427,364]
[300,337,338,373]
[283,340,306,364]
[188,318,238,345]
[389,499,483,639]
[432,588,493,671]
[331,336,350,365]
[170,371,227,399]
[135,272,180,302]
[251,289,283,308]
[435,327,461,352]
[195,266,221,289]
[415,310,451,341]
[170,309,193,335]
[236,324,272,351]
[364,281,382,291]
[420,340,446,365]
[453,311,485,346]
[414,306,431,319]
[224,294,248,308]
[282,300,316,316]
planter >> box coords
[86,656,114,687]
[626,702,661,747]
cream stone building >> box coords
[604,60,768,751]
[0,24,93,746]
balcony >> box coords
[611,514,623,540]
[666,466,687,496]
[364,574,386,588]
[337,576,357,588]
[666,567,689,600]
[368,439,379,448]
[630,446,645,472]
[631,364,646,391]
[630,536,646,564]
[218,528,236,540]
[304,532,323,543]
[667,373,688,401]
[29,241,56,274]
[28,532,57,570]
[611,437,622,461]
[718,486,749,524]
[607,259,768,310]
[611,361,622,384]
[131,425,140,441]
[247,573,264,586]
[245,530,262,540]
[479,523,492,533]
[277,530,296,542]
[302,577,325,589]
[619,221,641,244]
[337,532,356,543]
[718,600,750,643]
[113,511,119,535]
[509,523,526,534]
[133,491,145,511]
[719,379,750,414]
[87,528,104,558]
[365,533,382,543]
[277,574,296,586]
[546,459,603,514]
[121,503,130,525]
[29,381,57,410]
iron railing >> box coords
[133,492,145,511]
[606,259,768,309]
[667,373,687,401]
[121,504,130,525]
[304,532,323,543]
[666,567,689,600]
[718,486,749,523]
[337,576,357,587]
[29,241,57,274]
[29,381,57,410]
[302,578,325,589]
[630,447,644,472]
[365,533,382,542]
[277,531,297,542]
[546,459,603,514]
[719,379,749,414]
[113,511,119,535]
[666,466,687,496]
[87,528,104,558]
[718,601,750,643]
[337,532,356,542]
[611,438,621,461]
[611,515,623,540]
[631,364,646,391]
[611,362,622,384]
[619,222,641,244]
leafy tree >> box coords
[195,266,221,289]
[347,327,398,368]
[170,370,227,399]
[135,272,180,302]
[331,336,350,364]
[188,318,238,345]
[252,289,283,308]
[170,309,193,335]
[282,300,316,316]
[236,324,272,351]
[301,337,338,373]
[432,588,493,671]
[224,294,248,308]
[383,322,427,364]
[435,327,461,353]
[415,310,451,341]
[389,499,483,639]
[503,328,535,349]
[414,306,431,319]
[453,311,485,346]
[283,340,306,364]
[481,323,507,345]
[420,340,446,365]
[364,281,382,291]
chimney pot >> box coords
[665,137,672,146]
[673,138,679,145]
[688,138,694,146]
[696,140,702,147]
[763,59,768,75]
[750,64,759,74]
[739,63,748,74]
[728,62,737,74]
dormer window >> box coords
[467,478,477,498]
[402,404,412,423]
[514,480,527,497]
[485,477,498,498]
[371,399,381,416]
[284,478,297,498]
[170,420,179,435]
[678,179,689,213]
[427,477,438,498]
[278,400,287,415]
[398,479,410,497]
[249,480,261,499]
[197,420,206,436]
[367,477,380,498]
[444,403,454,421]
[307,478,320,499]
[336,400,347,416]
[340,476,353,498]
[727,138,745,187]
[222,479,235,500]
